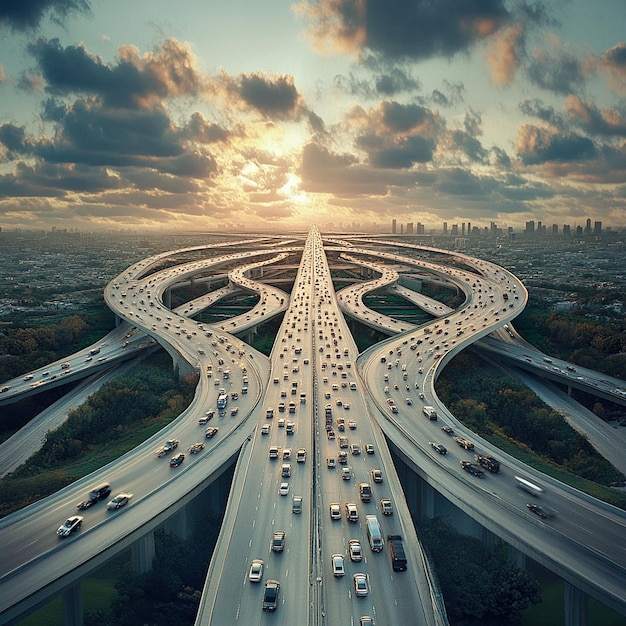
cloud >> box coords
[599,43,626,94]
[27,38,204,109]
[0,0,90,31]
[485,23,525,87]
[525,37,591,95]
[565,95,626,138]
[296,0,511,61]
[519,98,565,129]
[516,123,596,165]
[348,100,441,169]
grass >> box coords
[521,560,626,626]
[17,552,129,625]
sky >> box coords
[1,0,626,233]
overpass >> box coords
[0,230,624,625]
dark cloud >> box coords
[565,96,626,138]
[0,0,89,31]
[380,101,430,132]
[516,124,596,165]
[362,134,435,168]
[374,68,420,95]
[519,98,565,129]
[445,130,489,164]
[0,123,33,156]
[299,142,411,195]
[238,74,300,119]
[600,42,626,93]
[526,45,588,94]
[431,81,465,108]
[27,38,203,109]
[298,0,512,61]
[186,112,230,144]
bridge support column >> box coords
[564,583,588,626]
[62,582,83,626]
[132,531,155,574]
[507,545,526,569]
[163,289,172,309]
[420,479,435,519]
[163,507,189,540]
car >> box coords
[527,503,553,519]
[188,442,205,454]
[441,425,454,435]
[262,579,280,611]
[169,453,185,467]
[341,467,352,480]
[269,446,279,458]
[327,429,335,439]
[460,460,484,477]
[156,439,179,457]
[57,515,83,537]
[380,498,393,515]
[292,495,302,514]
[249,559,264,582]
[279,482,290,496]
[278,418,286,428]
[261,424,270,435]
[327,457,336,469]
[338,436,349,448]
[282,448,292,459]
[337,450,348,464]
[107,492,132,510]
[429,442,447,455]
[350,443,361,455]
[360,617,375,626]
[296,448,306,463]
[353,573,369,597]
[365,443,375,454]
[230,407,239,416]
[348,539,362,561]
[271,530,285,552]
[390,405,399,414]
[347,419,356,428]
[329,503,341,520]
[345,502,359,522]
[332,553,345,577]
[405,397,413,405]
[371,468,383,483]
[205,426,219,438]
[77,483,111,509]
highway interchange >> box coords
[1,228,625,625]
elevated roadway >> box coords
[0,231,624,624]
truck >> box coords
[474,454,500,473]
[387,535,408,571]
[216,393,228,409]
[422,406,438,420]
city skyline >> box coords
[1,1,626,232]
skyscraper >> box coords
[392,219,397,234]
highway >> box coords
[0,229,625,624]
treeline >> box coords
[436,351,625,489]
[515,310,626,380]
[0,314,111,382]
[0,358,195,517]
[85,527,219,626]
[417,517,541,625]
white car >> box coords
[332,553,345,577]
[353,573,368,597]
[279,482,290,496]
[248,559,264,583]
[107,493,132,510]
[57,515,83,537]
[348,539,362,561]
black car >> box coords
[169,453,185,467]
[262,579,280,611]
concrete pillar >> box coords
[507,545,527,569]
[132,531,155,574]
[564,583,588,626]
[420,479,435,519]
[62,582,83,626]
[163,507,189,540]
[164,289,172,309]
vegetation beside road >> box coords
[0,351,195,518]
[436,350,626,508]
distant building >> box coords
[594,221,602,234]
[525,221,535,236]
[442,221,448,235]
[392,219,397,234]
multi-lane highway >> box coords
[1,228,625,625]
